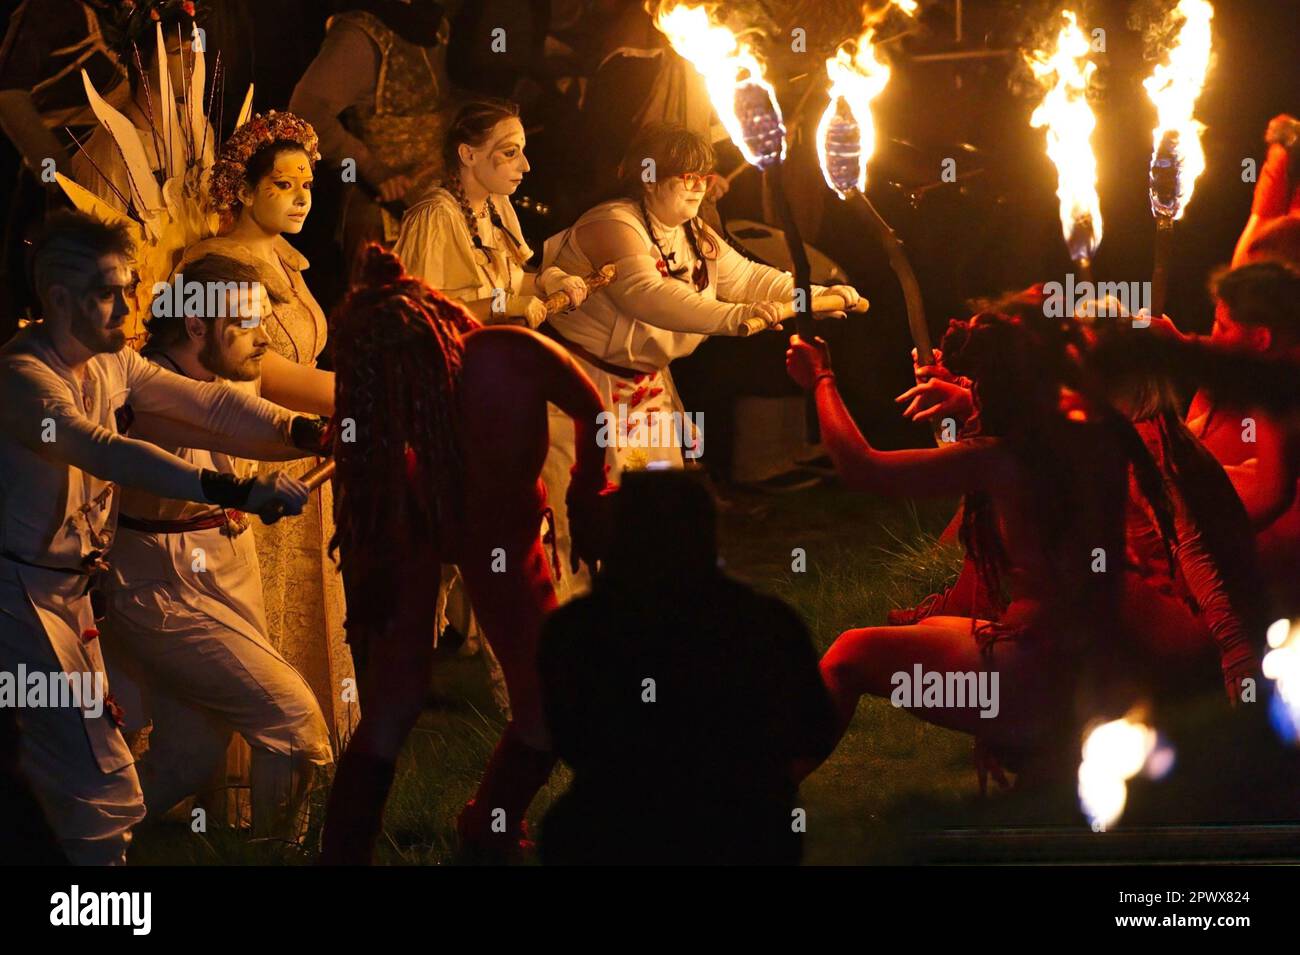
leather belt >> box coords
[118,511,233,534]
[537,321,645,380]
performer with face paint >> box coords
[0,210,313,864]
[99,255,334,843]
[536,123,861,598]
[319,245,612,864]
[393,97,591,328]
[179,111,359,747]
[392,98,594,664]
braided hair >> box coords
[328,244,479,633]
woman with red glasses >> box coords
[535,123,862,598]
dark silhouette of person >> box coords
[538,470,837,865]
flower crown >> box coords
[207,110,321,213]
[90,0,201,57]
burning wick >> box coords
[1143,0,1214,318]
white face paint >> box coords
[69,255,135,354]
[461,118,530,196]
[644,173,709,227]
[239,149,314,235]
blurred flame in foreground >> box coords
[1265,618,1300,743]
[1078,714,1174,831]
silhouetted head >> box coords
[601,470,718,585]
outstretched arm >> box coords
[122,349,302,458]
[787,335,1013,498]
[1233,131,1297,266]
[0,357,206,501]
[260,350,335,416]
[575,219,779,335]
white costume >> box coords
[99,356,332,839]
[538,199,829,591]
[0,327,300,864]
[393,186,532,317]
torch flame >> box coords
[1025,10,1104,261]
[815,1,918,198]
[1078,714,1173,832]
[653,4,785,169]
[816,37,892,198]
[1264,618,1300,744]
[1143,0,1213,221]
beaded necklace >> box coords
[444,177,527,294]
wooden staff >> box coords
[543,264,617,314]
[737,292,869,336]
[262,458,336,522]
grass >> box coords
[129,481,977,865]
[127,480,1300,864]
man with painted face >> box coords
[98,254,334,841]
[0,210,314,864]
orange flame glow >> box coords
[1025,10,1104,261]
[1144,0,1214,221]
[652,4,785,169]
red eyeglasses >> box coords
[674,172,719,190]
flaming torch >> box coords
[653,2,818,433]
[817,9,931,368]
[652,4,819,334]
[1144,0,1213,320]
[1025,10,1103,286]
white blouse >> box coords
[541,199,821,372]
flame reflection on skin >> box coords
[1143,0,1214,220]
[1025,10,1104,261]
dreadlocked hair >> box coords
[328,244,480,633]
[939,298,1177,610]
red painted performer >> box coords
[897,291,1267,705]
[785,309,1176,783]
[318,246,612,864]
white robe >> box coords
[0,328,298,862]
[99,370,332,827]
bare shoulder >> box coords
[461,325,563,372]
[575,216,648,264]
